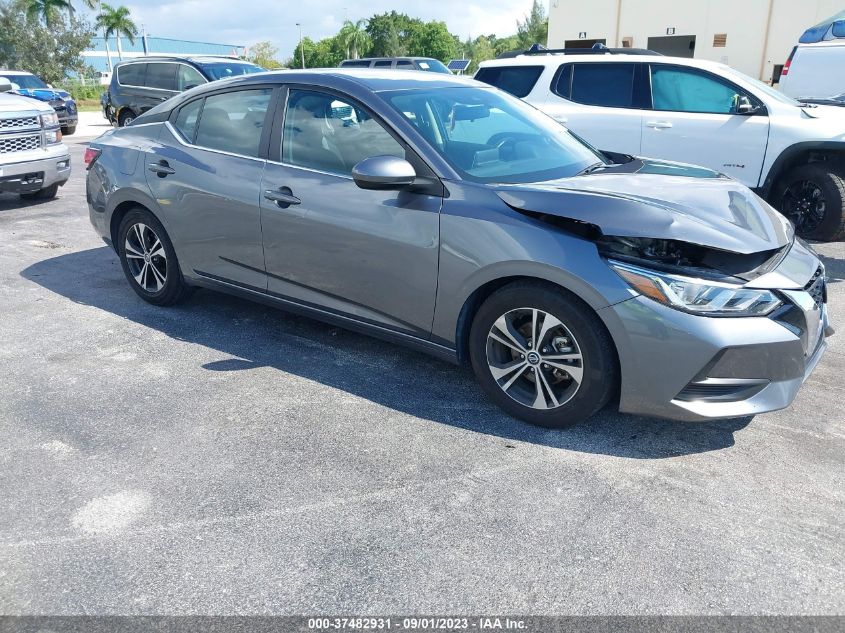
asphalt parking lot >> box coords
[0,139,843,615]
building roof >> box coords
[82,36,246,73]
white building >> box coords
[547,0,843,82]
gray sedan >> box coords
[85,69,832,428]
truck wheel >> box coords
[61,125,76,135]
[773,163,845,241]
[20,183,59,200]
[118,110,135,127]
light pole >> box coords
[296,22,304,69]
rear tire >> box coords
[118,208,190,306]
[118,110,135,127]
[772,162,845,241]
[20,183,59,200]
[468,282,618,429]
[61,125,76,135]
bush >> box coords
[59,82,104,101]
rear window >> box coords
[558,63,636,108]
[145,63,177,91]
[117,63,145,86]
[475,65,544,98]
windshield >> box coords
[417,59,451,74]
[722,67,802,106]
[1,73,48,90]
[196,61,264,81]
[383,86,602,183]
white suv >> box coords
[477,50,845,241]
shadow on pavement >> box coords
[21,246,753,459]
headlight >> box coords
[609,260,782,316]
[44,128,62,144]
[41,111,59,127]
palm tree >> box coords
[338,19,370,59]
[95,4,137,64]
[25,0,70,27]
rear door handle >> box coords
[645,120,673,129]
[264,187,301,208]
[148,161,175,176]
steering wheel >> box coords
[491,135,519,160]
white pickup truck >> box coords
[477,49,845,241]
[0,77,70,200]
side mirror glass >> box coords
[0,77,12,92]
[352,155,416,190]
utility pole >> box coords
[296,23,305,69]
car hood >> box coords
[0,91,51,113]
[12,88,73,103]
[496,162,793,255]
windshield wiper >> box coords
[576,162,608,176]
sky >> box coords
[87,0,543,59]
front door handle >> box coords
[264,187,301,208]
[148,161,175,177]
[645,120,673,129]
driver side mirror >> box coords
[352,155,416,190]
[0,77,12,93]
[735,95,760,115]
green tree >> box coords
[292,35,345,69]
[407,20,456,62]
[24,0,70,27]
[247,40,284,69]
[466,35,496,73]
[366,11,418,57]
[94,3,136,62]
[517,0,548,49]
[338,18,370,59]
[0,1,95,84]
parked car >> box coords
[0,69,78,135]
[0,77,71,199]
[799,93,845,107]
[339,57,451,73]
[476,48,845,241]
[779,41,845,100]
[106,56,264,127]
[85,69,831,428]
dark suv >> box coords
[106,56,264,127]
[338,57,451,73]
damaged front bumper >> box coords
[598,240,832,422]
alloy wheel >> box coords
[124,223,167,293]
[485,307,584,410]
[782,179,826,234]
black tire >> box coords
[20,183,59,200]
[468,281,618,429]
[118,110,135,127]
[117,208,190,306]
[772,162,845,241]
[61,125,76,136]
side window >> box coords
[282,89,404,176]
[177,65,206,91]
[396,60,414,69]
[118,63,145,87]
[145,63,177,91]
[551,64,572,98]
[374,60,393,68]
[174,98,203,142]
[569,63,635,108]
[651,66,746,114]
[193,89,272,157]
[474,65,544,98]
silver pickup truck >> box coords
[0,77,71,199]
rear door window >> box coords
[396,60,415,69]
[565,63,636,108]
[341,60,371,68]
[173,98,203,142]
[474,65,544,98]
[193,89,273,157]
[145,63,177,91]
[118,63,145,87]
[374,60,393,68]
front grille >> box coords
[0,134,41,153]
[804,266,826,309]
[0,115,39,131]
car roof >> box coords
[0,70,36,75]
[190,68,477,92]
[478,53,728,72]
[344,57,437,62]
[114,55,248,66]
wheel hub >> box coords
[124,223,167,293]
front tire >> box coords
[118,208,190,306]
[20,183,59,200]
[118,110,135,127]
[61,125,76,135]
[772,162,845,241]
[469,282,618,429]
